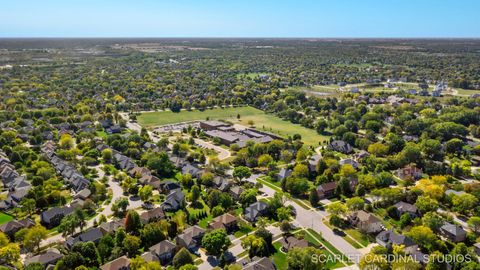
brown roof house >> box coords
[395,164,422,181]
[24,248,63,268]
[100,255,130,270]
[280,236,309,252]
[140,208,165,224]
[176,225,206,251]
[316,182,337,199]
[243,257,276,270]
[348,210,383,234]
[394,202,420,218]
[148,240,176,264]
[208,213,238,233]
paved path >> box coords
[194,138,231,161]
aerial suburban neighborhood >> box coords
[1,2,480,269]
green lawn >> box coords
[0,213,13,224]
[138,106,329,146]
[271,242,288,270]
[137,106,262,127]
[302,230,346,268]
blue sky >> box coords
[1,0,479,38]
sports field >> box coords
[137,106,329,146]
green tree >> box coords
[452,193,478,214]
[140,222,166,248]
[467,216,480,233]
[173,248,194,269]
[286,247,324,270]
[125,210,142,233]
[346,197,365,211]
[406,226,437,251]
[23,225,48,252]
[308,189,320,207]
[201,229,231,256]
[123,235,141,257]
[233,166,251,181]
[415,196,439,214]
[138,185,153,202]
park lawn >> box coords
[0,212,13,224]
[137,106,262,127]
[138,106,329,146]
[232,114,329,146]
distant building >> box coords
[329,140,353,154]
[395,164,422,181]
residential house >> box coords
[99,219,125,235]
[308,154,322,172]
[148,240,176,264]
[24,248,63,268]
[213,177,232,192]
[329,140,353,154]
[181,163,203,178]
[280,236,309,252]
[474,243,480,256]
[100,255,130,270]
[243,257,276,270]
[316,182,337,199]
[395,164,422,181]
[65,227,103,249]
[277,168,292,181]
[376,230,418,254]
[176,225,206,251]
[244,201,269,222]
[348,210,383,234]
[208,213,238,233]
[139,174,161,189]
[161,189,185,212]
[229,185,244,200]
[74,188,91,200]
[440,222,466,242]
[140,208,165,224]
[159,180,181,194]
[394,202,420,218]
[40,206,74,228]
[0,218,35,238]
[339,158,358,169]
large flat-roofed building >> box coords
[199,120,231,131]
[201,122,279,148]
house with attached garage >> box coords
[147,240,177,264]
[41,206,74,228]
[176,225,206,251]
[244,201,269,222]
[348,210,383,234]
[440,222,466,242]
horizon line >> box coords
[1,36,480,40]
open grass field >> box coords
[138,106,329,146]
[0,212,13,224]
[137,107,261,127]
